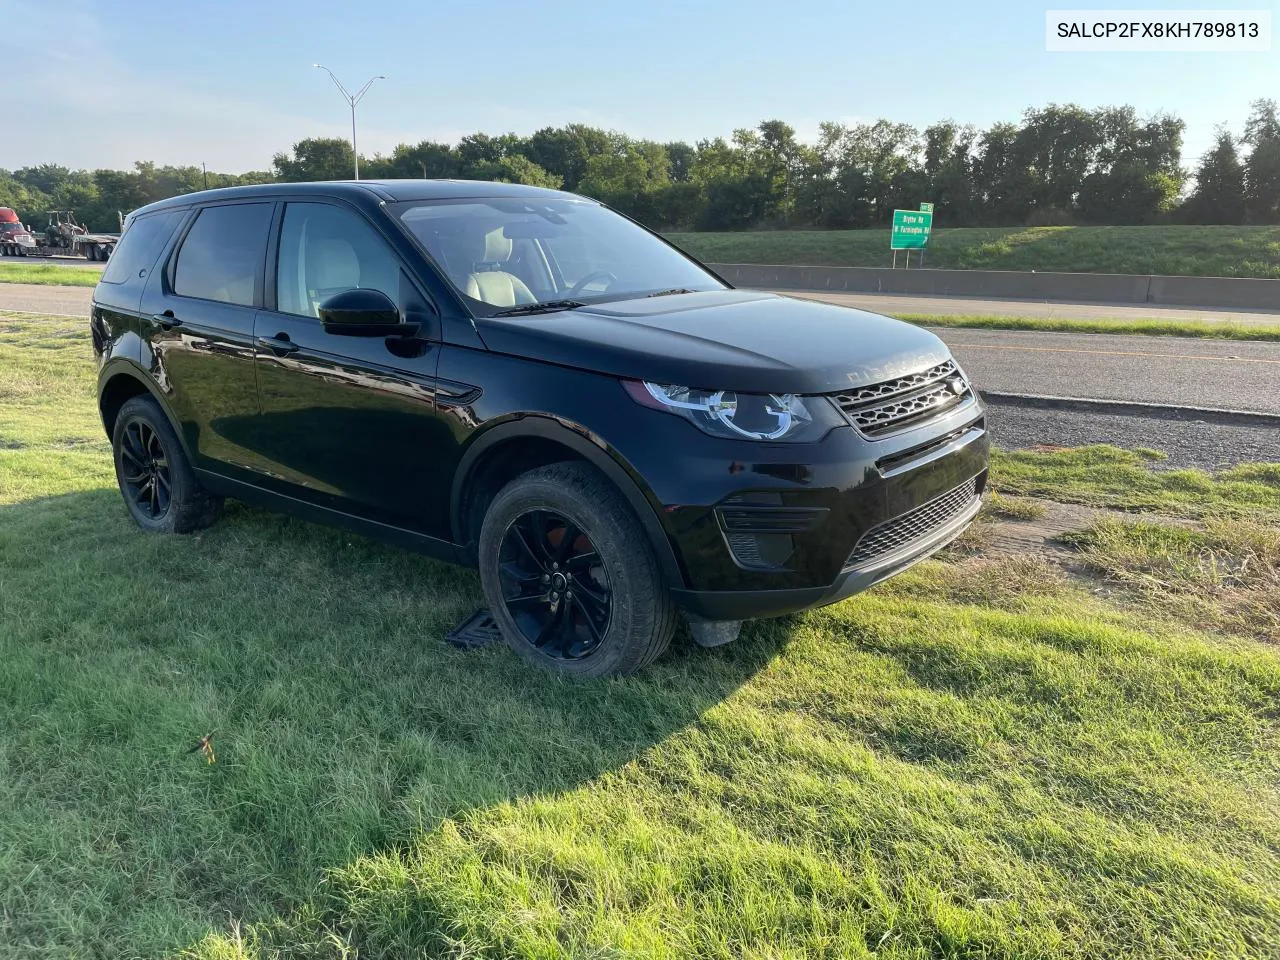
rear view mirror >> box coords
[318,289,420,338]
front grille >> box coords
[845,477,980,570]
[831,360,972,437]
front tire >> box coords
[112,396,223,534]
[478,462,677,678]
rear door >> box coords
[92,208,185,366]
[249,199,450,536]
[139,201,275,481]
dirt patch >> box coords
[966,497,1277,642]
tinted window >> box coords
[394,198,723,314]
[172,203,273,306]
[276,202,400,317]
[100,210,182,285]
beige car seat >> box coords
[464,227,536,308]
[304,238,361,316]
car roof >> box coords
[129,179,586,218]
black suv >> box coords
[91,181,988,676]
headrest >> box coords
[309,238,360,288]
[481,226,512,263]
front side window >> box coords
[172,203,273,306]
[393,198,724,314]
[276,202,401,318]
[101,210,182,285]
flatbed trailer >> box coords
[0,211,119,260]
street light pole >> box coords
[312,64,386,180]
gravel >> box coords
[986,402,1280,469]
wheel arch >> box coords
[98,362,188,457]
[450,416,686,589]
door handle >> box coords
[152,311,181,331]
[257,334,299,356]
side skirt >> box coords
[195,469,467,567]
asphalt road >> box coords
[4,282,1280,416]
[933,327,1280,415]
[0,283,93,315]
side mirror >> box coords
[317,288,420,338]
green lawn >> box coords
[896,313,1280,342]
[3,311,1280,959]
[0,263,102,287]
[668,225,1280,278]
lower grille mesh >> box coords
[845,477,980,569]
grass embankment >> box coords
[2,311,1279,959]
[0,263,102,287]
[896,313,1280,342]
[669,224,1280,278]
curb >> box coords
[978,390,1280,427]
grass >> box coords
[0,262,102,287]
[893,313,1280,343]
[992,446,1280,521]
[667,224,1280,278]
[1065,518,1280,641]
[3,312,1280,959]
[980,491,1048,522]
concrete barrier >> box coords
[708,263,1280,311]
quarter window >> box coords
[172,203,273,306]
[276,203,400,318]
[100,210,182,285]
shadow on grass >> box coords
[0,487,792,957]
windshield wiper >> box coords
[646,288,697,298]
[491,299,586,317]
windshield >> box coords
[393,197,725,315]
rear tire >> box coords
[112,396,223,534]
[478,462,677,678]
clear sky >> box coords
[3,0,1274,173]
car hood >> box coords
[474,290,951,395]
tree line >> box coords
[3,100,1277,233]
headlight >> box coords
[622,380,842,442]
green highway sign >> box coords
[919,202,935,214]
[890,209,933,249]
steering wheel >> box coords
[568,270,617,297]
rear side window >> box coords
[100,211,182,285]
[172,203,273,306]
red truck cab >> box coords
[0,207,38,256]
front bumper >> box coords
[632,394,990,620]
[670,478,983,619]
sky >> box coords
[2,0,1275,174]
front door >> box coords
[249,200,452,537]
[141,201,275,482]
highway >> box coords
[940,328,1280,414]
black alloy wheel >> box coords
[111,395,223,534]
[479,462,677,677]
[498,509,612,661]
[119,417,172,521]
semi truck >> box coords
[0,207,39,257]
[0,209,119,260]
